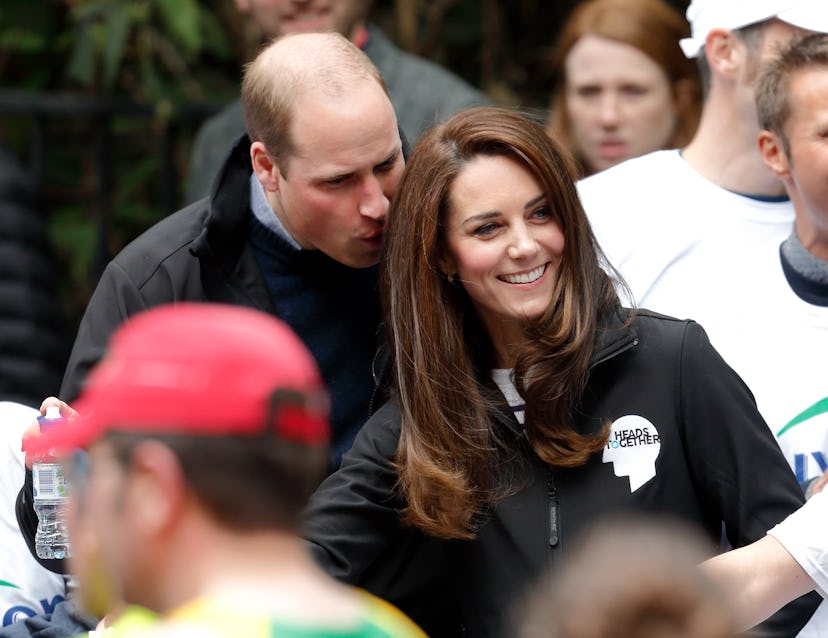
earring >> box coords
[447,273,459,285]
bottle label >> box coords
[33,465,69,499]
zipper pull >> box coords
[548,483,559,547]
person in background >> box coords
[753,32,828,499]
[519,498,828,638]
[303,106,816,637]
[23,303,425,638]
[577,7,828,611]
[545,0,700,177]
[0,402,71,633]
[702,489,828,632]
[518,517,738,638]
[185,0,490,203]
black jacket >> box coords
[59,135,272,403]
[304,308,821,637]
[17,135,271,575]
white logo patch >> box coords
[602,415,661,492]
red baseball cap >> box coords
[25,303,330,456]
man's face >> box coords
[235,0,370,40]
[64,443,130,618]
[780,67,828,258]
[269,79,404,269]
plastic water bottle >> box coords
[33,406,71,559]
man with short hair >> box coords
[754,32,828,499]
[59,32,402,461]
[185,0,490,203]
[23,303,424,637]
[576,0,828,634]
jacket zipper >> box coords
[547,470,560,549]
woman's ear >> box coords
[437,252,456,278]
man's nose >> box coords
[358,176,389,221]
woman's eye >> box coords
[621,85,648,96]
[575,86,600,98]
[531,206,552,220]
[473,223,499,237]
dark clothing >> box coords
[248,215,382,461]
[0,600,96,638]
[20,134,383,574]
[0,148,68,405]
[304,309,820,637]
[185,24,490,202]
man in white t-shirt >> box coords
[578,3,828,633]
[753,33,828,498]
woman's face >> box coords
[564,34,678,174]
[441,154,565,354]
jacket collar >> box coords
[488,306,639,437]
[590,306,639,368]
[191,133,253,268]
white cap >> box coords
[680,0,828,58]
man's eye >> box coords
[325,176,350,187]
[376,159,397,173]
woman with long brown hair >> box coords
[304,106,812,637]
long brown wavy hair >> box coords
[381,106,620,539]
[546,0,701,176]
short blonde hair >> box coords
[241,32,387,172]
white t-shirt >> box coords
[0,402,68,627]
[491,369,524,425]
[769,489,828,598]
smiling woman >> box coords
[438,154,566,363]
[546,0,701,176]
[304,106,815,637]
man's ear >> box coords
[704,29,742,80]
[250,141,282,192]
[758,130,792,181]
[125,441,186,540]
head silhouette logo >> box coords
[602,415,661,492]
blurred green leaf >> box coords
[0,28,47,53]
[103,4,132,88]
[154,0,201,56]
[200,10,232,60]
[67,26,96,85]
[48,207,98,289]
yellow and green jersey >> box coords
[96,590,425,638]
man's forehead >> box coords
[286,86,400,171]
